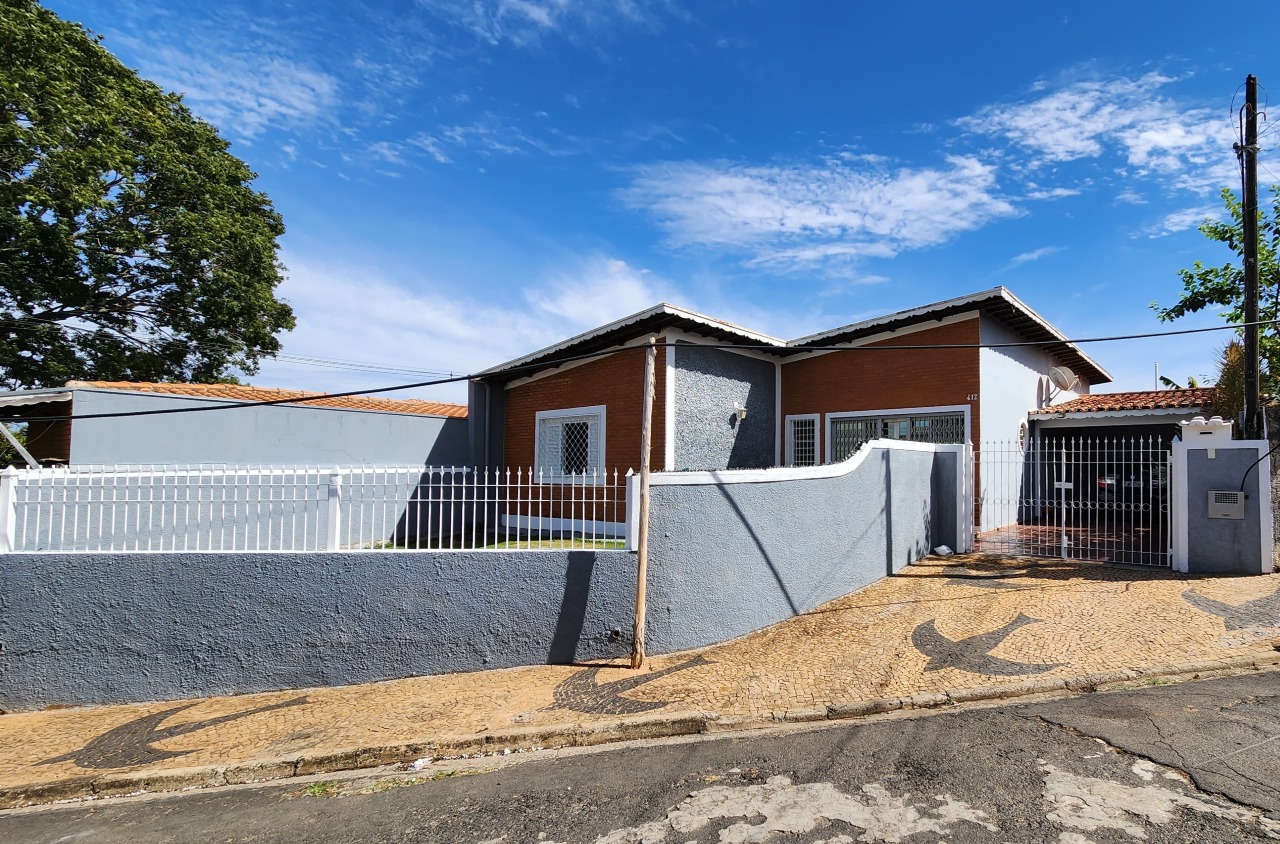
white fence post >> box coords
[0,466,17,552]
[327,470,343,551]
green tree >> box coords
[1212,338,1246,429]
[1152,186,1280,399]
[0,422,26,466]
[0,0,294,390]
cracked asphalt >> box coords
[3,669,1278,843]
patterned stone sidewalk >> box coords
[2,554,1278,807]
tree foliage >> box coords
[0,0,294,390]
[1152,186,1280,399]
[1212,338,1245,428]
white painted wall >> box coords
[979,314,1088,445]
[978,314,1089,528]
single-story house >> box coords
[468,286,1111,476]
[0,381,469,467]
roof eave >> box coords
[475,303,787,380]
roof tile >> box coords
[1031,387,1216,415]
[65,381,468,418]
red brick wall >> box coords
[779,318,981,459]
[504,341,666,475]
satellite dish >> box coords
[1048,366,1079,392]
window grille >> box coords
[788,417,817,467]
[535,407,604,477]
[829,411,965,462]
[561,421,590,474]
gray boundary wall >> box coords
[642,442,961,653]
[0,550,636,710]
[0,441,961,709]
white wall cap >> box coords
[1178,415,1234,446]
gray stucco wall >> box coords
[643,444,959,653]
[0,443,961,709]
[0,550,635,709]
[672,344,776,471]
[1185,449,1268,574]
[68,390,469,466]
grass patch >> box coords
[303,780,341,798]
[485,538,626,550]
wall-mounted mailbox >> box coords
[1208,489,1245,520]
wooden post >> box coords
[632,337,657,669]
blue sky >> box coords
[45,0,1280,402]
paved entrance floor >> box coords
[2,555,1278,807]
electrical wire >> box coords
[0,315,458,377]
[3,317,1277,425]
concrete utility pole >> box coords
[1241,75,1262,439]
[631,336,656,669]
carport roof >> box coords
[1031,387,1216,415]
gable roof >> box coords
[475,303,787,380]
[62,381,468,418]
[1030,387,1216,416]
[790,287,1111,384]
[477,287,1111,384]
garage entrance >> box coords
[974,434,1172,567]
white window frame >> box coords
[534,404,607,482]
[784,413,820,467]
[825,404,971,464]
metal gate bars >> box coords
[974,436,1172,567]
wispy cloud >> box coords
[1007,246,1065,268]
[958,72,1235,192]
[122,42,340,140]
[622,155,1019,272]
[259,254,675,401]
[415,0,671,47]
[1145,205,1222,238]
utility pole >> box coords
[1241,74,1262,439]
[631,337,656,669]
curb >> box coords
[4,652,1279,810]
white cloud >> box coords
[1008,246,1065,266]
[1145,205,1221,238]
[623,155,1018,272]
[256,255,674,402]
[525,257,672,326]
[959,73,1235,195]
[416,0,667,47]
[127,44,340,140]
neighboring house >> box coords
[0,381,469,467]
[469,287,1112,475]
[1029,388,1217,445]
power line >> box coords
[0,315,458,377]
[3,317,1275,425]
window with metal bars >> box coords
[535,405,605,478]
[829,411,966,462]
[786,415,818,467]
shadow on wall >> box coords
[548,551,600,663]
[714,483,800,615]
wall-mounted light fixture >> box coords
[735,406,748,420]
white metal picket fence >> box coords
[0,465,630,553]
[974,436,1172,567]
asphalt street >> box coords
[3,670,1279,844]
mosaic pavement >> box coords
[1,555,1277,802]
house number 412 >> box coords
[965,394,978,401]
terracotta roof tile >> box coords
[1030,387,1216,415]
[65,381,468,418]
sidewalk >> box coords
[3,554,1278,808]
